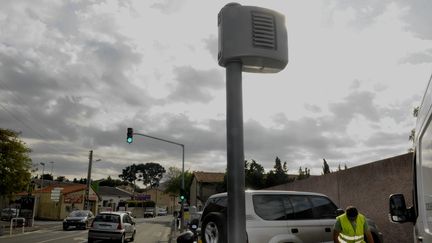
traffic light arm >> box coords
[129,131,186,231]
[132,132,184,147]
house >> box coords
[33,183,99,220]
[189,171,225,210]
[97,186,132,212]
[136,186,177,214]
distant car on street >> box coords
[1,208,19,221]
[157,208,167,216]
[88,211,136,243]
[63,210,94,230]
[144,207,155,218]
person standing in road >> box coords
[333,206,374,243]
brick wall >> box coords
[267,153,414,243]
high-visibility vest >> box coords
[337,213,366,243]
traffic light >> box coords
[179,188,186,202]
[127,128,133,144]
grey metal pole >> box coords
[181,144,185,232]
[85,150,93,210]
[40,162,45,189]
[226,61,246,243]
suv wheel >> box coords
[201,214,226,243]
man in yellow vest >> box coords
[333,206,374,243]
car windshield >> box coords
[69,211,88,217]
[94,214,120,223]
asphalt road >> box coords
[0,216,174,243]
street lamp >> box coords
[85,150,101,211]
[40,162,46,189]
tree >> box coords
[297,166,310,180]
[119,162,166,189]
[0,128,32,198]
[41,173,53,180]
[164,167,193,202]
[99,176,127,187]
[140,162,166,188]
[55,176,67,182]
[119,164,140,188]
[322,159,331,174]
[245,160,265,189]
[265,157,289,187]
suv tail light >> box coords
[117,223,123,230]
[90,221,94,227]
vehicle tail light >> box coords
[117,223,123,230]
[90,221,94,227]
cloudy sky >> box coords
[1,0,431,183]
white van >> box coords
[389,73,432,242]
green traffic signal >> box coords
[127,128,133,144]
[179,188,186,202]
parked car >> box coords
[63,210,95,230]
[1,208,19,221]
[144,207,155,218]
[199,190,383,243]
[88,211,136,243]
[157,208,168,216]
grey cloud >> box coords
[329,90,380,124]
[304,103,322,113]
[326,0,432,40]
[203,35,218,60]
[167,66,224,103]
[400,49,432,64]
[150,0,188,14]
[363,131,408,146]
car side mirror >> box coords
[389,194,414,223]
[335,208,344,216]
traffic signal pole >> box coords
[127,130,186,231]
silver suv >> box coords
[200,190,383,243]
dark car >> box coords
[1,208,19,221]
[63,210,95,230]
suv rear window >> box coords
[94,214,120,223]
[253,195,337,220]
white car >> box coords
[88,211,136,243]
[200,190,383,243]
[157,208,168,216]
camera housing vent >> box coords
[252,12,276,50]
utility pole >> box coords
[49,161,54,176]
[40,162,46,189]
[85,150,93,210]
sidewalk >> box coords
[0,220,62,236]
